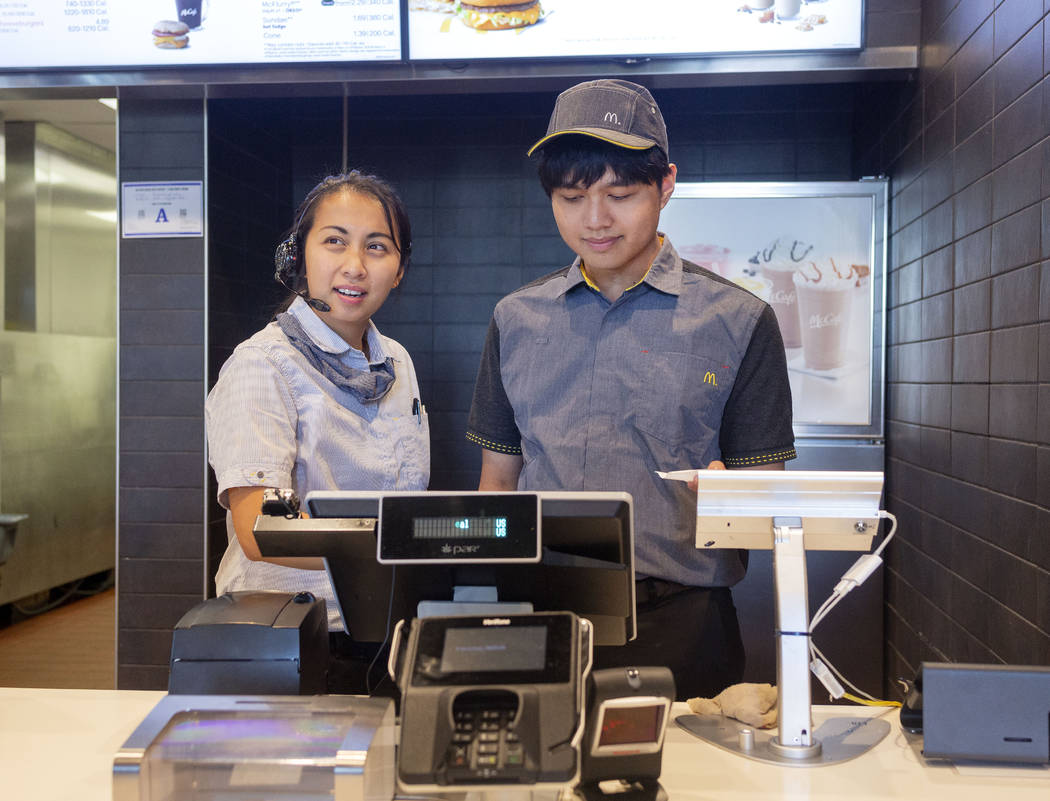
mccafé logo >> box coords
[807,312,843,329]
[180,9,198,18]
[770,289,797,305]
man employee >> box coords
[466,79,796,699]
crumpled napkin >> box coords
[686,682,778,729]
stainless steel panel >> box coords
[0,331,116,604]
[0,119,116,606]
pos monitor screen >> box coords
[254,491,636,647]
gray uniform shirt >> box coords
[467,236,795,587]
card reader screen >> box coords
[440,625,547,673]
[413,516,508,539]
[598,704,665,746]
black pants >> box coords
[593,579,745,701]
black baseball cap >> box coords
[527,79,668,158]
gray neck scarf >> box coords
[275,312,395,404]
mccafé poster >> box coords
[661,181,886,434]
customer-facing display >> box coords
[377,492,541,564]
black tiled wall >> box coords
[127,81,876,689]
[118,13,928,689]
[856,0,1050,682]
[117,92,207,689]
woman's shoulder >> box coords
[219,322,295,375]
[374,329,414,364]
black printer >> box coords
[169,590,329,695]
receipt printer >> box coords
[389,611,592,792]
[169,591,328,695]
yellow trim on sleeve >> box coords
[723,448,798,467]
[466,431,522,455]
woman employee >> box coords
[205,171,430,693]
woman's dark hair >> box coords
[535,135,672,197]
[276,170,412,312]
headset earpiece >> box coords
[273,233,300,286]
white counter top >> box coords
[1,688,1046,801]
[662,705,1049,800]
[0,688,166,801]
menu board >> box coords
[409,0,862,61]
[0,0,402,69]
[660,181,886,437]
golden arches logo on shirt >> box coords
[703,371,718,387]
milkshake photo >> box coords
[752,235,813,349]
[793,259,856,370]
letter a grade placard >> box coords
[121,182,204,238]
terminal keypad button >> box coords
[444,701,525,782]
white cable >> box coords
[810,654,845,700]
[809,510,898,634]
[805,510,901,703]
[810,641,879,702]
[872,509,898,557]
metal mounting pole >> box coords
[769,516,821,759]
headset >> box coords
[273,197,331,312]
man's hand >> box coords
[687,460,725,491]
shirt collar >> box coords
[641,235,683,296]
[287,296,386,364]
[560,235,683,298]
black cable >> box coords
[364,563,399,696]
[12,578,85,616]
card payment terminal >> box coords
[389,611,593,792]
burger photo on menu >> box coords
[456,0,544,30]
[152,20,190,49]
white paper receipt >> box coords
[655,469,699,482]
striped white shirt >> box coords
[206,297,430,630]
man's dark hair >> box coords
[535,135,672,197]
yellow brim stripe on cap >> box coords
[526,129,654,156]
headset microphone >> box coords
[274,232,331,312]
[293,289,331,313]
